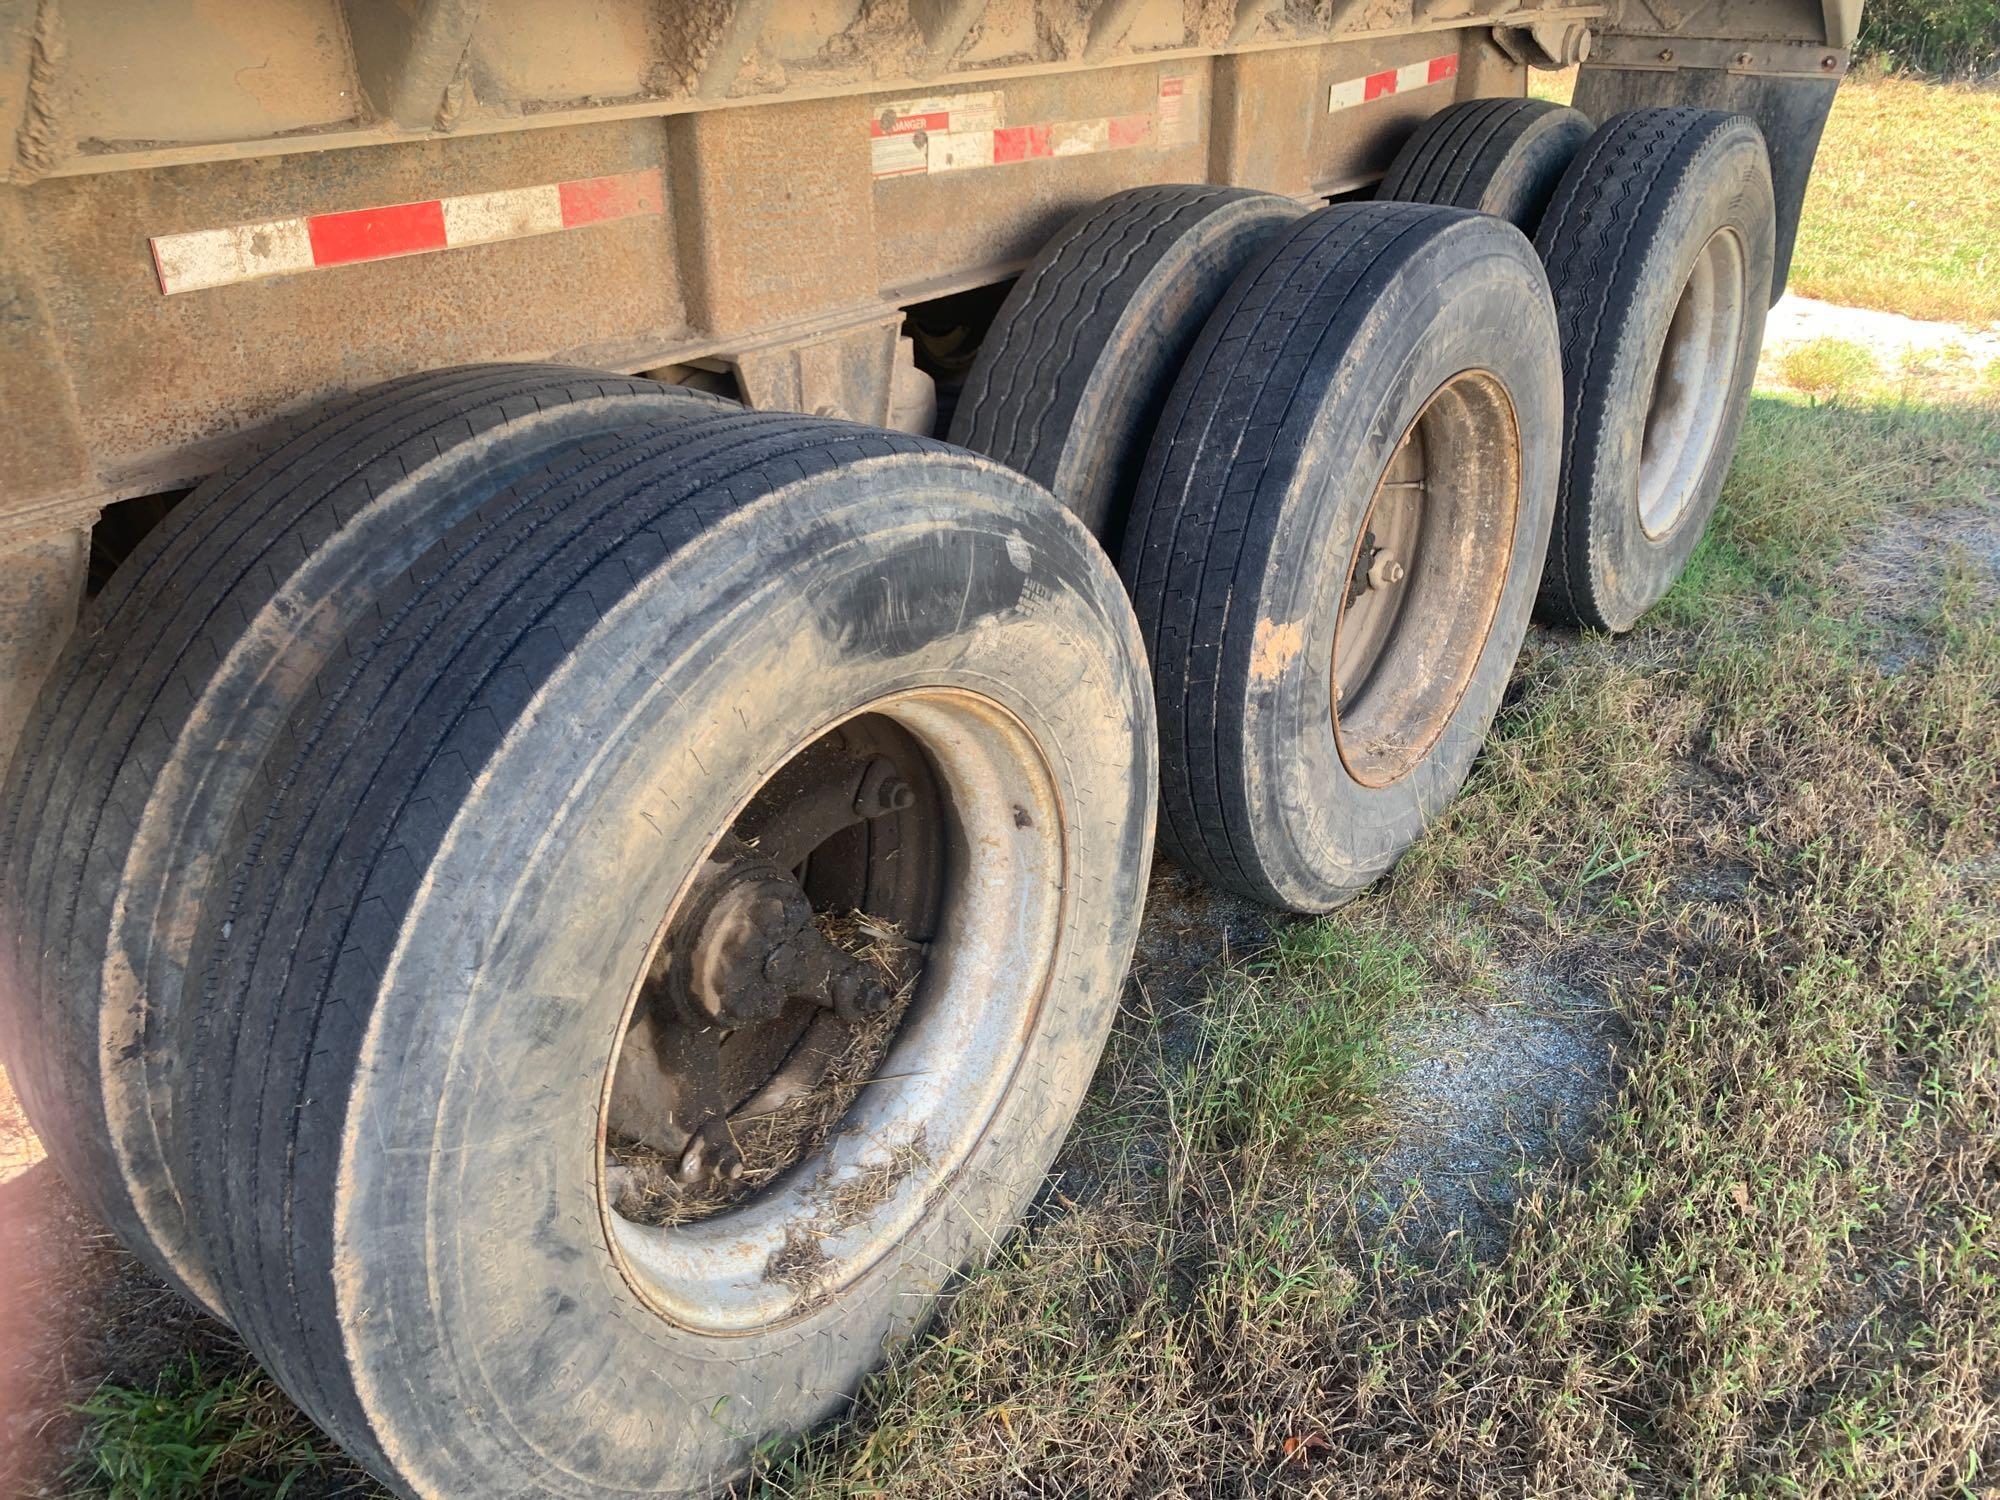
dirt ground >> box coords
[1,295,1994,1497]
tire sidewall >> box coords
[327,461,1154,1495]
[1482,108,1594,229]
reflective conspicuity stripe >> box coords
[148,167,665,295]
[1327,54,1458,111]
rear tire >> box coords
[0,366,718,1319]
[1376,96,1593,233]
[949,184,1302,551]
[185,412,1156,1496]
[1533,108,1775,631]
[1123,204,1561,913]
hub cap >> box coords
[1638,226,1747,540]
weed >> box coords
[66,1358,336,1499]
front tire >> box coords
[186,411,1156,1495]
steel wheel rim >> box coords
[1637,226,1747,540]
[596,688,1065,1334]
[1332,370,1521,788]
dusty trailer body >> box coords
[0,0,1852,559]
[0,0,1856,1494]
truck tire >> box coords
[0,365,720,1320]
[1533,108,1775,631]
[1375,97,1593,232]
[1123,204,1560,912]
[949,184,1303,550]
[182,411,1155,1496]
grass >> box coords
[1532,68,2000,327]
[64,1359,339,1499]
[748,370,2000,1495]
[1790,73,2000,324]
[1855,0,2000,78]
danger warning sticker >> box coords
[870,92,1003,177]
[871,74,1197,179]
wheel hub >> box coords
[603,718,940,1211]
[1331,370,1521,787]
[662,840,892,1030]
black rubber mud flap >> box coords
[1375,96,1593,232]
[1533,108,1775,631]
[949,184,1303,552]
[1123,203,1562,913]
[182,411,1155,1496]
[0,366,723,1321]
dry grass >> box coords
[1788,73,2000,325]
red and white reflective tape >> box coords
[1327,53,1458,111]
[870,74,1197,179]
[149,167,664,296]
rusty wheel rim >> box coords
[596,688,1064,1334]
[1332,371,1522,789]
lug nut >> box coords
[854,758,916,818]
[1367,552,1406,590]
[675,1124,744,1186]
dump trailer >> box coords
[0,0,1854,1492]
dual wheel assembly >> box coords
[0,103,1771,1499]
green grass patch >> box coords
[66,1358,338,1499]
[1652,385,2000,627]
